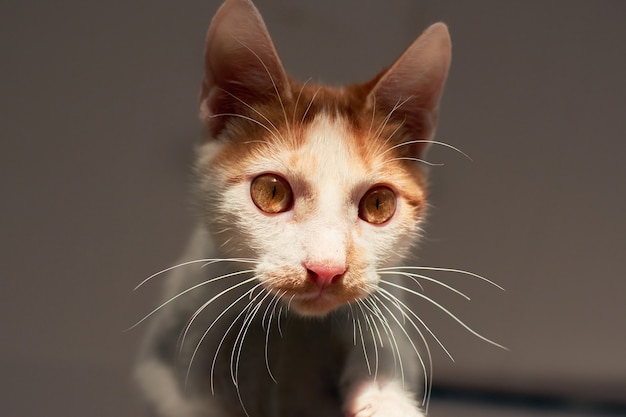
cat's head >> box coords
[195,0,451,317]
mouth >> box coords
[287,292,342,317]
[280,285,369,317]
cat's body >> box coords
[135,0,456,416]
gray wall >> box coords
[2,1,624,415]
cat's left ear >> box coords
[367,23,451,156]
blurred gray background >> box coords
[1,0,624,416]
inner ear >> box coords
[200,0,291,137]
[366,22,451,158]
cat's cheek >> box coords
[356,220,402,253]
[355,213,419,268]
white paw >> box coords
[344,381,424,417]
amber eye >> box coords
[358,186,397,224]
[250,174,293,214]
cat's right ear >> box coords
[200,0,290,138]
[367,23,451,157]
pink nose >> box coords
[305,263,346,289]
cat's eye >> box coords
[358,186,397,224]
[250,174,293,214]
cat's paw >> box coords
[344,381,425,417]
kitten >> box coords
[134,0,498,416]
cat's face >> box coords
[198,94,427,316]
[195,0,450,317]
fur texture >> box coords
[134,1,466,416]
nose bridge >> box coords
[317,224,346,261]
[298,139,353,266]
[302,214,348,267]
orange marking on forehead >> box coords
[200,79,429,213]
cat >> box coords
[133,0,501,416]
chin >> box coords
[287,291,365,318]
[289,298,341,317]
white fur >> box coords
[135,113,428,417]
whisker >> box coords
[375,290,436,412]
[301,86,322,125]
[292,78,312,127]
[224,287,265,417]
[381,120,405,149]
[367,93,376,139]
[184,282,260,389]
[355,313,371,376]
[234,38,292,140]
[356,300,379,380]
[208,283,265,393]
[378,270,471,300]
[200,258,257,269]
[381,139,472,161]
[370,298,409,388]
[179,276,258,351]
[261,290,278,331]
[364,297,398,372]
[232,289,272,386]
[347,303,358,346]
[210,113,282,142]
[373,96,412,142]
[133,258,256,291]
[388,156,444,167]
[376,287,453,362]
[217,87,283,139]
[219,237,234,249]
[360,299,385,348]
[263,291,284,383]
[127,269,255,331]
[380,280,508,350]
[380,270,425,293]
[377,285,406,325]
[374,99,404,149]
[379,266,505,291]
[276,303,285,338]
[372,292,427,399]
[233,291,272,396]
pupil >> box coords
[375,197,380,210]
[272,185,277,199]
